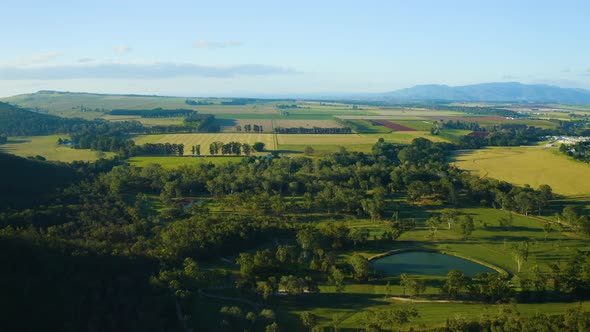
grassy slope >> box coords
[453,146,590,196]
[1,135,114,162]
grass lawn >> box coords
[453,146,590,196]
[0,135,114,162]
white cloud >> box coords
[112,45,132,55]
[0,62,297,80]
[77,58,94,63]
[193,40,242,49]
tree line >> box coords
[274,126,353,134]
[109,108,196,118]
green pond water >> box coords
[372,251,496,277]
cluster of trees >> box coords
[208,141,254,156]
[274,126,353,134]
[0,102,89,136]
[69,121,142,153]
[442,305,590,332]
[238,124,264,132]
[184,98,213,105]
[182,114,217,131]
[220,98,256,105]
[132,143,185,156]
[560,141,590,163]
[438,120,484,131]
[440,270,513,302]
[109,108,196,118]
[276,104,299,109]
[457,124,551,149]
[0,133,7,144]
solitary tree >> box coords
[300,312,319,331]
[328,267,345,293]
[350,253,371,281]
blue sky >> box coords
[1,0,589,97]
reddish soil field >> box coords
[371,120,417,131]
[422,116,506,121]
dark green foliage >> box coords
[0,153,80,208]
[274,126,352,134]
[109,108,195,118]
[0,102,88,136]
[0,234,174,332]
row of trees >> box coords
[274,126,353,134]
[237,124,264,132]
[109,108,195,118]
[209,141,253,156]
[133,143,184,156]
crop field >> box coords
[0,135,114,162]
[277,132,448,147]
[132,133,277,154]
[453,146,590,196]
[390,120,435,131]
[371,109,463,117]
[343,119,393,133]
[372,120,417,131]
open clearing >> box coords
[453,146,590,196]
[0,135,114,162]
[277,132,447,146]
[129,156,245,168]
[132,133,276,154]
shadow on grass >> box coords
[483,226,543,232]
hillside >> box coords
[0,153,80,208]
[380,82,590,103]
[0,102,87,136]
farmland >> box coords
[132,133,277,154]
[2,91,590,331]
[453,146,590,196]
[0,135,114,162]
[371,120,417,131]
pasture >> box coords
[132,133,277,154]
[0,135,114,162]
[129,156,245,168]
[453,146,590,196]
[276,132,447,147]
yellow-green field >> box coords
[129,156,245,168]
[453,146,590,196]
[277,132,448,146]
[132,133,277,154]
[1,135,114,162]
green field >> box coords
[129,156,246,168]
[453,146,590,196]
[0,135,114,162]
[132,133,277,154]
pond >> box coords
[372,251,496,277]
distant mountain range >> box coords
[3,82,590,104]
[374,82,590,104]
